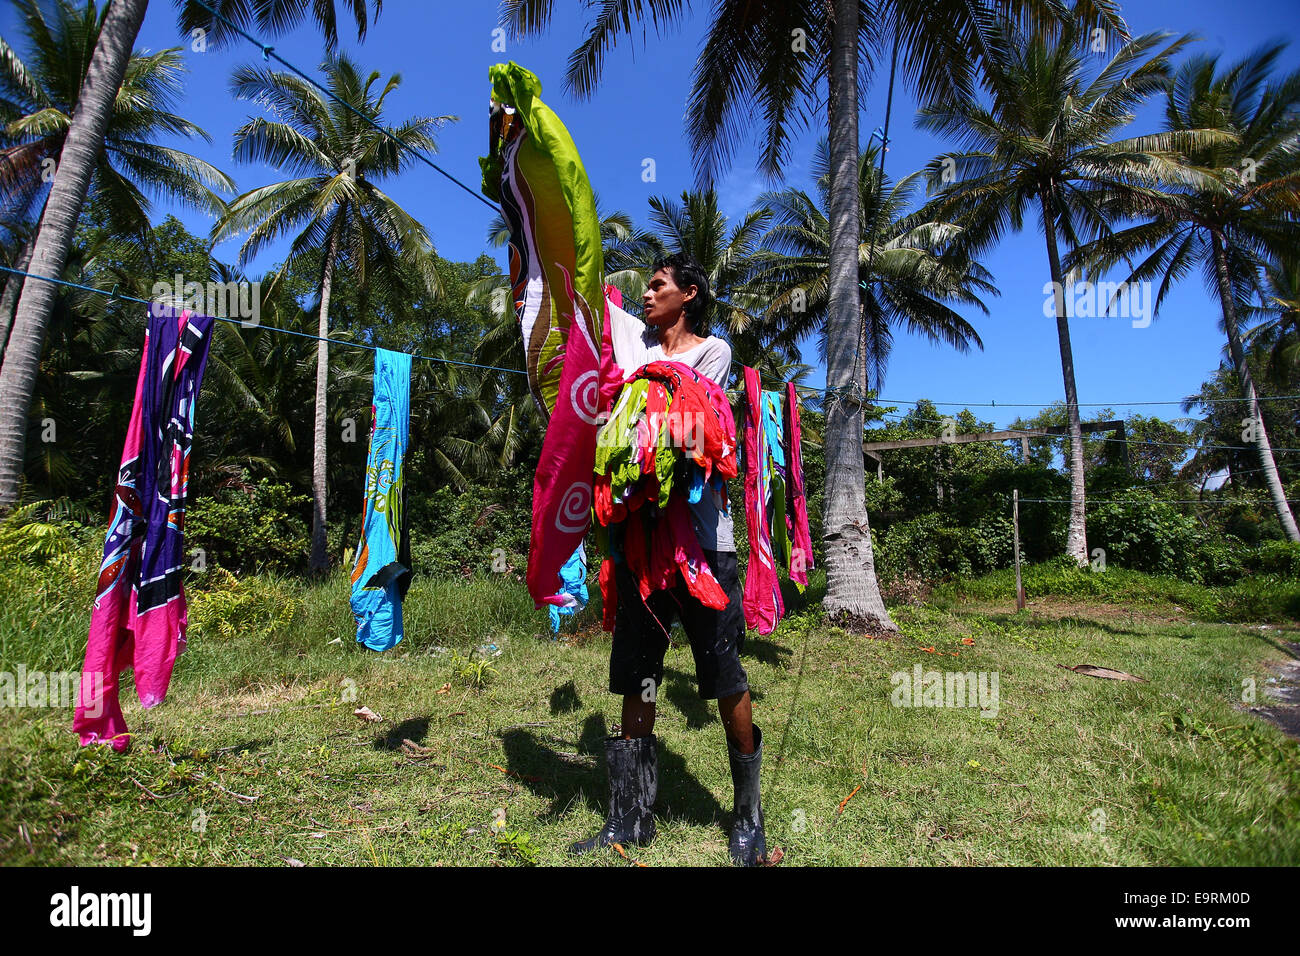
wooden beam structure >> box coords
[862,420,1126,453]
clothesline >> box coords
[1019,497,1300,505]
[0,264,524,377]
[0,265,838,396]
[874,408,1300,454]
[5,263,1296,432]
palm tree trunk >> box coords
[1211,233,1300,542]
[0,0,148,511]
[820,0,896,632]
[0,237,36,364]
[310,224,341,572]
[1039,186,1089,564]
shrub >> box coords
[1086,489,1203,579]
[187,568,304,640]
[875,512,1013,583]
[187,480,311,575]
[407,468,533,579]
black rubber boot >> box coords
[727,724,766,866]
[569,734,657,855]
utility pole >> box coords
[1012,488,1026,611]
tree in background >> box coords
[212,54,449,571]
[0,0,387,511]
[921,11,1200,564]
[755,138,992,392]
[1070,43,1300,542]
[0,0,236,503]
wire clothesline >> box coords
[1019,497,1300,505]
[0,265,524,378]
[7,263,1298,447]
[873,407,1300,454]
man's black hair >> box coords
[652,254,711,332]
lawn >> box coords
[2,551,1297,866]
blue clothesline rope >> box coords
[0,264,525,377]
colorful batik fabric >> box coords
[784,382,814,588]
[74,305,214,751]
[483,62,621,609]
[350,348,413,652]
[741,366,784,635]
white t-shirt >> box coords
[606,300,735,552]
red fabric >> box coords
[663,495,729,609]
[742,366,783,635]
[600,556,618,631]
[785,381,814,586]
[593,359,738,630]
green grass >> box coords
[1,551,1297,866]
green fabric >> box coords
[770,472,792,583]
[487,61,604,377]
[597,379,649,492]
[654,389,677,507]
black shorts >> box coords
[609,549,748,701]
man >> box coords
[570,254,765,866]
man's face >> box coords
[642,267,697,328]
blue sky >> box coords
[4,0,1298,431]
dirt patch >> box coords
[960,597,1192,627]
[1245,642,1300,741]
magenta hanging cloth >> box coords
[741,366,783,635]
[74,304,214,752]
[784,382,814,588]
[484,63,619,609]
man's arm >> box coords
[607,299,650,370]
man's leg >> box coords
[622,693,656,738]
[570,565,669,856]
[717,689,754,754]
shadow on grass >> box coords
[1250,635,1300,661]
[743,634,793,668]
[550,681,583,714]
[500,714,726,831]
[983,612,1150,638]
[372,717,430,751]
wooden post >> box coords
[1020,436,1030,461]
[1012,488,1026,610]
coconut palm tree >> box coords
[638,189,771,350]
[1245,256,1300,387]
[212,53,449,571]
[0,0,387,511]
[918,13,1201,563]
[755,138,993,392]
[1069,45,1300,541]
[0,0,233,376]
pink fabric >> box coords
[75,308,211,751]
[785,382,814,587]
[742,366,783,635]
[73,339,149,751]
[524,282,624,609]
[594,287,626,626]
